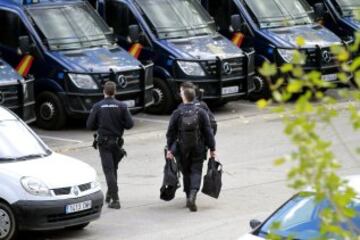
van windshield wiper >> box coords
[14,153,48,161]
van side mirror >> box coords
[249,219,262,230]
[129,24,140,43]
[231,14,244,32]
[18,36,31,54]
[314,3,326,19]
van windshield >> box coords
[333,0,360,17]
[244,0,314,29]
[0,120,50,161]
[27,2,113,50]
[135,0,216,39]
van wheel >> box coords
[147,78,175,114]
[0,202,17,240]
[248,76,271,101]
[36,92,67,130]
[66,222,90,231]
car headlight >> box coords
[21,177,51,196]
[177,61,206,76]
[68,74,99,90]
[90,176,100,189]
[278,49,296,63]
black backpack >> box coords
[178,107,201,149]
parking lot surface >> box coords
[26,95,360,240]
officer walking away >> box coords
[166,83,216,212]
[87,81,134,209]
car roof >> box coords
[0,106,17,121]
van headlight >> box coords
[68,74,99,90]
[278,49,295,63]
[21,177,51,196]
[177,61,206,76]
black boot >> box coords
[108,200,121,209]
[105,191,111,204]
[188,190,197,212]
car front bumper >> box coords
[12,190,104,231]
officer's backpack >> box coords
[178,107,201,149]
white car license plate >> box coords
[322,74,337,82]
[222,86,239,95]
[65,200,92,214]
[123,100,135,108]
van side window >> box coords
[0,10,27,48]
[106,1,149,46]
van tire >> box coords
[66,222,90,231]
[146,78,175,114]
[36,92,67,130]
[0,202,17,240]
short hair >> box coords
[104,81,116,96]
[180,82,196,90]
[180,84,196,102]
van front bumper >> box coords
[12,190,104,231]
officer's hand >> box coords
[210,151,217,159]
[166,151,174,160]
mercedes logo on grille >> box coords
[117,75,128,89]
[322,51,331,63]
[223,62,232,75]
[0,91,4,104]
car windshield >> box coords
[334,0,360,17]
[244,0,314,29]
[135,0,216,39]
[257,194,360,239]
[0,119,50,161]
[27,2,113,51]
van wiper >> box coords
[14,154,47,161]
[0,157,17,161]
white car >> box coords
[239,175,360,239]
[0,106,103,240]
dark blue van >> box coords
[0,0,153,129]
[307,0,359,40]
[202,0,353,98]
[0,57,35,123]
[93,0,257,113]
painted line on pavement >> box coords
[39,135,83,143]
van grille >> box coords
[203,57,244,77]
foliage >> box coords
[258,31,360,239]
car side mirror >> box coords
[231,14,244,32]
[129,24,140,43]
[249,219,262,230]
[314,3,326,19]
[18,36,31,55]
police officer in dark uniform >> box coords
[166,82,216,212]
[87,81,134,209]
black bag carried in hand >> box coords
[201,158,223,199]
[160,159,180,201]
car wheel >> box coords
[66,222,90,231]
[36,91,67,130]
[0,202,17,240]
[146,78,175,114]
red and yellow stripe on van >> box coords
[16,55,34,77]
[231,32,245,48]
[129,43,143,59]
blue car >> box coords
[202,0,353,99]
[308,0,359,41]
[93,0,257,113]
[0,57,35,123]
[0,0,153,129]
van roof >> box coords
[0,106,17,121]
[1,0,82,7]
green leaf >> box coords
[256,99,268,109]
[287,80,303,93]
[259,62,277,77]
[274,158,286,166]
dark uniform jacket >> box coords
[86,97,134,137]
[166,103,216,153]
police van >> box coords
[201,0,353,99]
[92,0,257,113]
[307,0,359,40]
[0,57,35,123]
[0,0,154,129]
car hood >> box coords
[238,234,264,240]
[52,47,141,73]
[345,16,360,30]
[264,25,342,48]
[0,58,22,83]
[165,34,243,60]
[0,153,96,189]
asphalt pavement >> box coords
[25,94,360,240]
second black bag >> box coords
[201,158,223,199]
